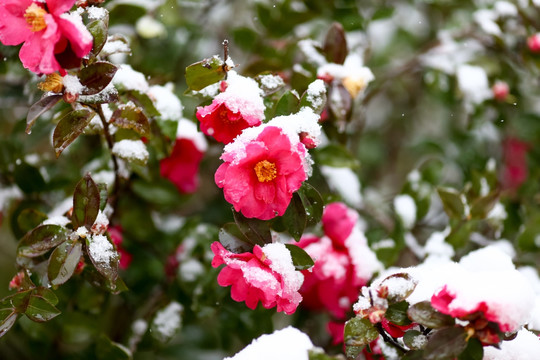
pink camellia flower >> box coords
[492,81,509,102]
[161,138,205,194]
[502,137,529,191]
[298,203,382,318]
[215,126,307,220]
[0,0,93,74]
[109,226,132,270]
[527,33,540,53]
[211,241,304,314]
[196,71,265,144]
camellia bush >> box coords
[2,0,540,359]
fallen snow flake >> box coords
[225,56,235,69]
[494,1,518,17]
[304,79,326,111]
[112,139,149,164]
[456,64,493,107]
[380,274,417,301]
[88,234,116,268]
[152,302,183,342]
[78,82,119,104]
[420,32,483,74]
[132,319,148,336]
[112,64,149,92]
[259,74,284,92]
[298,39,327,67]
[76,226,89,238]
[483,329,540,360]
[91,211,109,235]
[42,216,70,227]
[179,259,204,282]
[102,37,131,56]
[224,326,314,360]
[148,84,182,121]
[424,227,454,260]
[87,6,108,20]
[394,194,416,229]
[63,75,86,95]
[474,9,502,36]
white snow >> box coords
[76,226,89,238]
[345,226,384,282]
[42,216,70,227]
[483,329,540,360]
[474,9,502,36]
[112,139,149,164]
[298,39,327,67]
[262,243,304,294]
[59,13,93,45]
[224,326,314,360]
[304,79,326,110]
[456,64,493,107]
[394,194,416,229]
[135,15,166,39]
[152,301,183,340]
[177,118,208,152]
[420,32,483,74]
[320,166,363,208]
[63,75,86,95]
[259,74,284,91]
[179,259,204,282]
[0,185,22,211]
[112,64,149,92]
[88,234,115,267]
[102,37,131,57]
[148,84,183,122]
[87,6,108,20]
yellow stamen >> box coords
[254,160,277,182]
[24,3,48,32]
[343,75,366,98]
[38,73,63,93]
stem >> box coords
[222,39,229,80]
[375,322,408,354]
[93,104,121,217]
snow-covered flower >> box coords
[317,53,374,98]
[196,71,265,144]
[160,119,207,194]
[215,126,307,220]
[483,329,540,360]
[211,242,304,315]
[0,0,93,74]
[109,226,132,270]
[298,202,382,318]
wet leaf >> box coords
[281,192,307,241]
[0,311,18,339]
[219,223,253,253]
[185,56,226,91]
[110,103,150,137]
[53,109,96,157]
[403,330,426,350]
[72,174,101,230]
[328,83,352,123]
[298,183,324,227]
[17,209,47,235]
[127,90,160,117]
[458,338,483,360]
[314,144,360,169]
[48,241,83,287]
[88,20,108,56]
[97,183,109,211]
[86,236,119,285]
[437,187,465,219]
[233,210,272,246]
[379,273,417,303]
[470,190,500,219]
[26,95,62,134]
[386,301,412,326]
[18,225,68,258]
[274,90,300,117]
[344,317,379,360]
[285,244,314,270]
[424,327,468,360]
[97,334,132,360]
[24,294,61,323]
[78,62,118,95]
[407,301,455,329]
[14,162,46,194]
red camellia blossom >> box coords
[215,126,307,220]
[109,226,132,270]
[0,0,93,74]
[196,72,265,144]
[298,203,382,318]
[527,33,540,53]
[211,241,304,314]
[492,81,509,102]
[502,137,529,191]
[160,138,205,194]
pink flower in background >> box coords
[0,0,93,74]
[160,138,205,194]
[211,241,303,314]
[298,203,382,318]
[109,226,132,270]
[502,137,529,191]
[215,126,307,220]
[196,72,265,144]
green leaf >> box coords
[185,56,226,91]
[300,80,327,114]
[17,209,48,235]
[458,338,483,360]
[218,223,253,253]
[7,290,32,312]
[407,301,455,329]
[0,311,18,339]
[281,192,307,241]
[372,7,395,20]
[285,244,314,270]
[18,225,68,258]
[308,349,343,360]
[48,241,83,287]
[470,190,500,219]
[87,20,108,55]
[110,103,150,137]
[98,183,109,211]
[53,109,96,157]
[26,94,62,134]
[274,91,300,117]
[131,178,181,207]
[96,334,132,360]
[33,288,59,306]
[14,162,46,194]
[298,183,324,227]
[344,317,379,360]
[423,327,468,360]
[72,174,101,230]
[78,62,118,95]
[127,90,160,118]
[88,20,108,56]
[86,236,119,285]
[385,301,412,326]
[315,144,360,169]
[403,330,426,350]
[24,294,61,322]
[323,22,348,64]
[437,187,465,219]
[446,220,473,249]
[233,210,272,246]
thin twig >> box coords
[375,322,408,354]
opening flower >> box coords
[0,0,93,74]
[215,126,307,220]
[196,71,265,144]
[211,241,303,314]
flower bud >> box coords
[492,81,509,101]
[63,92,79,104]
[528,33,540,53]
